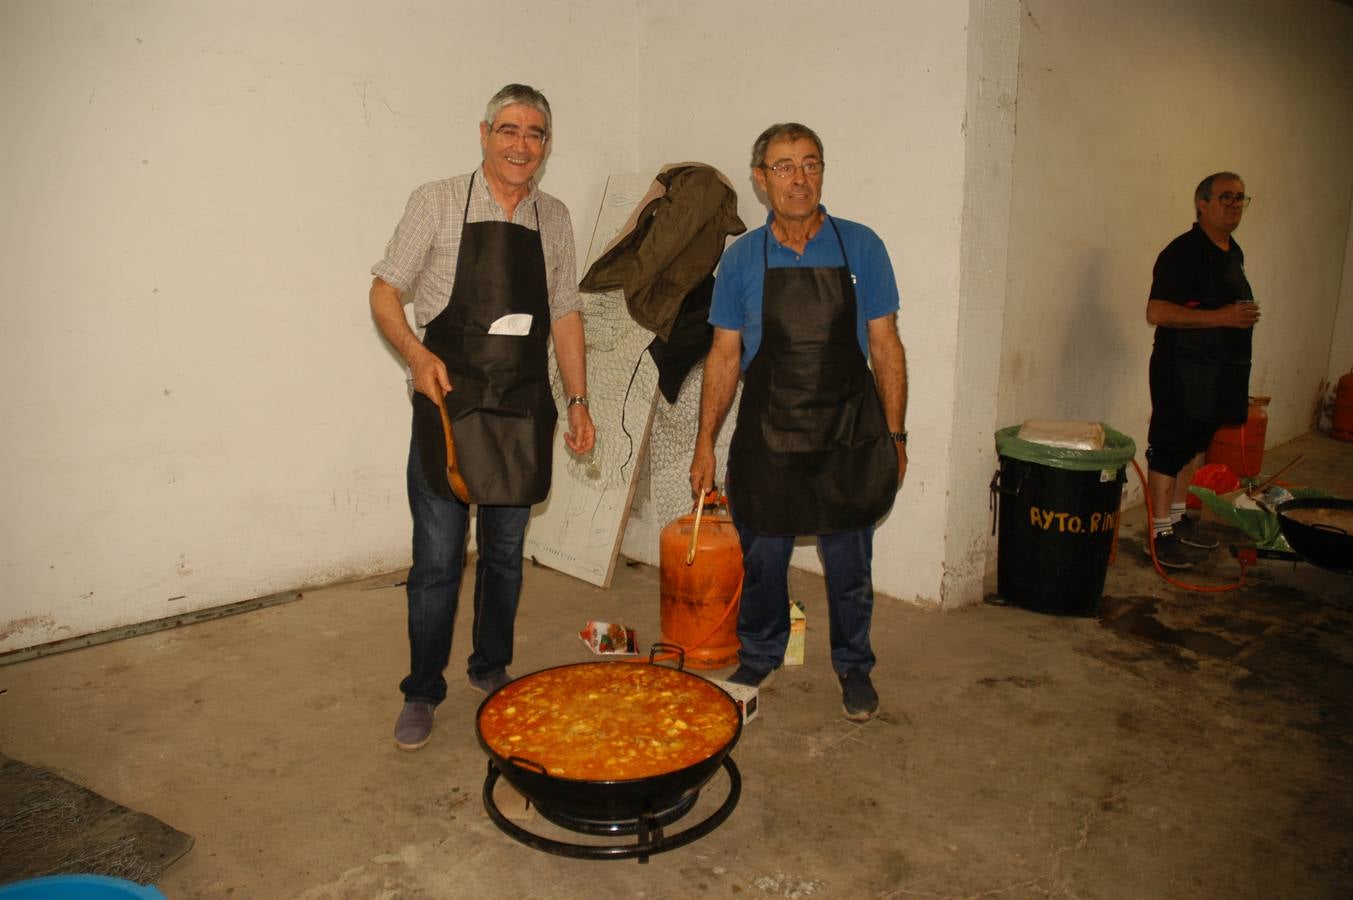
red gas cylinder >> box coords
[1206,395,1269,479]
[659,493,742,669]
[1333,369,1353,443]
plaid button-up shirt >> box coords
[372,167,581,329]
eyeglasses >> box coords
[1216,192,1252,208]
[492,124,548,148]
[761,160,825,179]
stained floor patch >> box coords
[1099,596,1247,660]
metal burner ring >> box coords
[481,757,741,862]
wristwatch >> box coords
[889,430,908,444]
[567,395,589,409]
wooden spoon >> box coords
[436,396,472,504]
[686,493,706,565]
[1245,454,1303,500]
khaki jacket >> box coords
[580,163,746,340]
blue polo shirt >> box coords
[709,206,900,370]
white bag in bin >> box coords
[1016,419,1105,451]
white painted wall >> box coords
[943,0,1022,607]
[998,0,1353,507]
[6,0,1351,651]
[0,0,636,652]
[629,0,973,605]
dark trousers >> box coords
[733,518,877,676]
[1146,349,1223,475]
[399,435,530,705]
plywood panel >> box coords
[525,173,658,586]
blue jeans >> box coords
[733,518,877,677]
[399,435,530,705]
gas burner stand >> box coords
[481,757,741,863]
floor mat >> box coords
[0,753,193,886]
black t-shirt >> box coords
[1149,223,1254,364]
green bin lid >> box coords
[995,423,1137,472]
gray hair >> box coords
[1194,171,1242,219]
[483,83,553,138]
[750,123,824,169]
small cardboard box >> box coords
[784,601,806,666]
[710,679,759,725]
[578,620,637,655]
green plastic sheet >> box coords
[1189,486,1335,551]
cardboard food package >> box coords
[710,678,759,724]
[579,620,638,655]
[784,600,806,666]
[1016,419,1106,451]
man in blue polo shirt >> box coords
[689,122,908,722]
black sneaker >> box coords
[1146,531,1193,570]
[838,669,879,722]
[726,664,774,688]
[1173,516,1219,550]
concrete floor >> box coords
[2,432,1350,898]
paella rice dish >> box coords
[478,664,739,781]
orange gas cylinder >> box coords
[1333,369,1353,443]
[1206,395,1269,479]
[659,493,742,669]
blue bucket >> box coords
[0,876,165,899]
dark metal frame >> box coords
[481,757,741,863]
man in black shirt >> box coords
[1145,172,1260,569]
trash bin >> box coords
[991,424,1136,616]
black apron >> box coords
[411,173,557,505]
[1171,247,1254,425]
[726,218,897,535]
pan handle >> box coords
[649,642,686,670]
[506,755,549,776]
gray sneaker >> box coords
[469,670,513,695]
[393,701,435,751]
[1146,531,1194,570]
[839,669,879,722]
[1173,516,1219,550]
